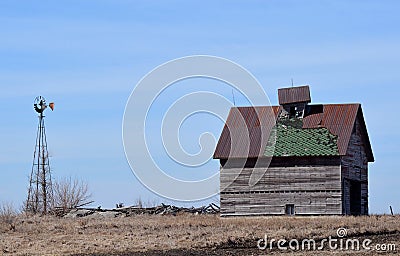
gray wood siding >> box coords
[220,161,342,216]
[341,118,369,215]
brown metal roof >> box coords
[214,104,374,162]
[303,104,362,157]
[213,106,277,159]
[278,85,311,105]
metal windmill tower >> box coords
[26,96,55,214]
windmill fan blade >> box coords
[49,102,55,111]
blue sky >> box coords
[1,0,399,213]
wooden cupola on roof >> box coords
[278,85,311,119]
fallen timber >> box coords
[58,203,220,218]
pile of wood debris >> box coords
[60,203,220,218]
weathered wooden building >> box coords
[214,85,374,216]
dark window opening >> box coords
[285,204,295,215]
[289,106,303,118]
[289,106,296,118]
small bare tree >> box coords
[53,177,92,212]
[0,202,17,231]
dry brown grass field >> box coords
[1,213,399,255]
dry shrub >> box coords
[53,177,92,212]
[0,202,17,231]
[134,197,159,208]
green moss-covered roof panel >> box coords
[264,122,339,157]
